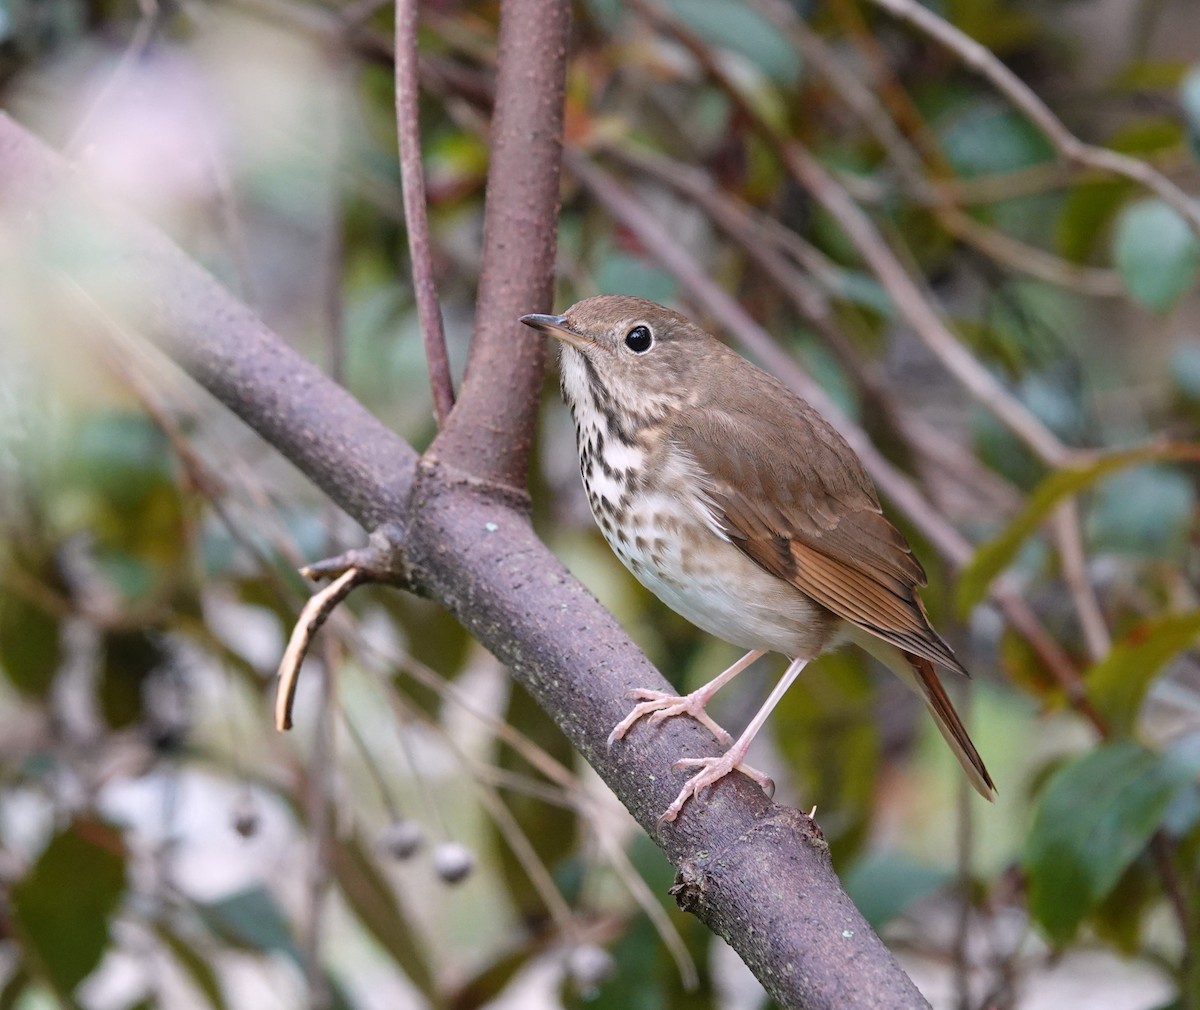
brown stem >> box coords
[394,0,455,425]
[428,0,570,490]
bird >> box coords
[520,295,995,823]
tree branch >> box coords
[427,0,569,490]
[394,0,455,426]
[0,111,930,1009]
[865,0,1200,241]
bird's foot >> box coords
[658,754,775,824]
[607,688,733,747]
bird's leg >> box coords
[659,655,810,824]
[607,649,766,747]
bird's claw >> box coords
[657,754,776,824]
[606,687,733,748]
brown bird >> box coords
[521,295,995,823]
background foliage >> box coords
[1,0,1199,1007]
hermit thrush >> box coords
[521,295,995,823]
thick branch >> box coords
[0,112,929,1009]
[428,0,569,489]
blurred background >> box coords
[1,0,1199,1007]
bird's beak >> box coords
[519,313,598,351]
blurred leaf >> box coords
[0,590,60,697]
[196,887,298,960]
[68,412,172,508]
[946,0,1037,52]
[936,102,1055,239]
[956,443,1200,614]
[451,943,542,1010]
[595,252,677,304]
[1090,857,1157,955]
[1109,119,1185,156]
[155,926,229,1010]
[1087,612,1200,736]
[0,966,32,1010]
[772,651,879,853]
[1086,466,1195,559]
[1023,741,1195,944]
[425,129,489,204]
[830,271,894,319]
[329,832,437,999]
[1169,339,1200,401]
[664,0,801,85]
[1112,198,1200,311]
[843,852,952,931]
[98,629,168,729]
[10,818,127,1000]
[1057,178,1132,263]
[1000,622,1061,703]
[1111,59,1190,91]
[1181,63,1200,157]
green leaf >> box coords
[595,252,677,305]
[1112,197,1200,311]
[1056,178,1132,263]
[98,629,168,729]
[1169,340,1200,401]
[0,591,61,697]
[664,0,801,85]
[843,852,952,931]
[329,833,437,999]
[772,651,879,853]
[1086,465,1195,558]
[0,966,32,1010]
[1180,64,1200,156]
[195,887,299,961]
[10,818,127,1000]
[956,443,1200,614]
[1022,741,1196,943]
[155,925,229,1010]
[1088,611,1200,736]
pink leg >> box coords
[607,649,766,748]
[659,655,810,824]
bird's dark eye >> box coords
[624,325,653,353]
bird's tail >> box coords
[905,655,996,801]
[845,628,996,801]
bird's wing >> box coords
[678,384,966,676]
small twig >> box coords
[1053,500,1111,662]
[65,2,164,157]
[395,0,455,425]
[865,0,1200,241]
[276,568,369,731]
[301,636,337,1010]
